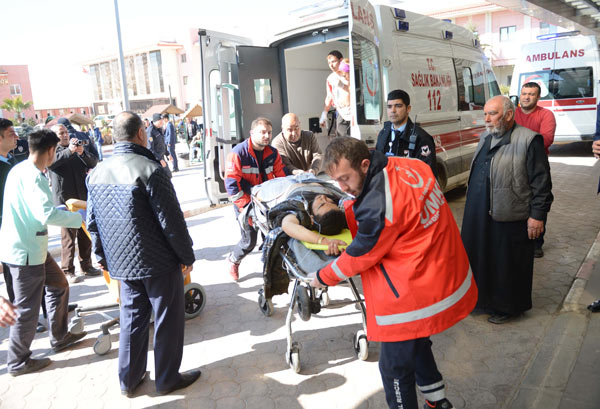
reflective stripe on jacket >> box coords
[225,139,287,209]
[317,153,477,342]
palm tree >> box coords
[0,96,32,122]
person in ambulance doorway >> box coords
[224,117,287,281]
[309,137,477,409]
[320,50,343,136]
[514,82,556,258]
[375,89,437,178]
[462,95,553,325]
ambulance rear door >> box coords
[198,30,251,205]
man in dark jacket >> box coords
[162,113,179,172]
[86,111,200,397]
[146,113,170,176]
[375,89,437,177]
[57,117,99,159]
[462,95,553,325]
[49,124,100,283]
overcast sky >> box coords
[1,0,468,109]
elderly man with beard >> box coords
[461,95,553,325]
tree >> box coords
[0,96,32,122]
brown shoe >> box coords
[228,261,240,281]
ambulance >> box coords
[510,32,600,143]
[199,0,501,204]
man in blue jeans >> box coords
[0,129,87,376]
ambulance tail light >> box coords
[536,30,580,41]
[396,21,409,32]
[443,30,453,40]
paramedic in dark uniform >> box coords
[375,89,437,177]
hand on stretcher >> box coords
[307,273,325,289]
[181,264,193,278]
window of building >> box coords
[181,53,187,63]
[499,26,516,42]
[149,50,165,93]
[59,109,65,115]
[183,76,188,85]
[10,84,21,96]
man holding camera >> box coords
[49,124,100,283]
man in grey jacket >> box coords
[461,95,553,325]
[87,112,200,397]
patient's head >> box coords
[310,194,347,235]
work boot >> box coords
[228,260,240,281]
[66,273,83,284]
[9,358,52,377]
[157,369,201,395]
[424,398,454,408]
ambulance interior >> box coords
[282,39,349,150]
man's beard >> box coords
[485,122,507,137]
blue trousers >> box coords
[167,144,178,171]
[379,337,445,409]
[118,270,184,392]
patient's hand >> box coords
[323,238,346,256]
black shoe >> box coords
[121,371,149,398]
[36,321,47,333]
[424,398,454,408]
[52,331,87,353]
[534,248,544,258]
[9,357,52,377]
[68,303,78,312]
[487,313,516,324]
[588,299,600,313]
[82,266,102,276]
[157,369,201,395]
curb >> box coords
[561,229,600,312]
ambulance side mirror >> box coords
[509,95,519,106]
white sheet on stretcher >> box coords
[251,174,345,209]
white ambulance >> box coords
[510,32,599,143]
[199,0,501,204]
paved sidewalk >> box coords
[0,142,598,408]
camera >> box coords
[74,139,89,146]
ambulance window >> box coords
[253,79,273,104]
[209,69,221,138]
[352,34,382,125]
[454,59,485,110]
[485,67,501,98]
[519,67,593,100]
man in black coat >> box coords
[57,117,99,159]
[375,89,437,177]
[48,124,100,283]
[87,111,200,397]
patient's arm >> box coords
[281,214,346,256]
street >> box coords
[0,141,599,409]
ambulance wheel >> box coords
[354,330,369,361]
[258,292,274,317]
[68,317,85,335]
[288,343,301,373]
[93,333,111,356]
[296,286,311,321]
[184,283,206,320]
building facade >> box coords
[0,65,35,120]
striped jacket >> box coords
[317,152,477,342]
[225,139,287,209]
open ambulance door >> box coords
[198,30,251,205]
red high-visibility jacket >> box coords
[317,153,477,342]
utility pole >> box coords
[114,0,130,111]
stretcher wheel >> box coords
[354,330,369,361]
[320,290,330,307]
[296,286,311,321]
[287,342,301,373]
[258,291,274,317]
[93,333,111,355]
[184,283,206,320]
[68,317,85,335]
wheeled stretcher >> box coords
[64,199,206,355]
[248,175,368,373]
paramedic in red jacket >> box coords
[225,117,287,281]
[310,137,477,409]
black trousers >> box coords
[379,337,445,409]
[61,227,93,275]
[230,206,258,264]
[118,270,184,392]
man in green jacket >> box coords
[0,129,87,376]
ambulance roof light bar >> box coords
[443,30,453,40]
[392,9,406,19]
[536,30,580,41]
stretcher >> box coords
[64,199,206,355]
[249,175,368,373]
